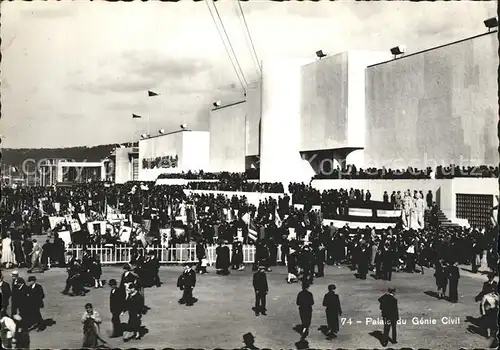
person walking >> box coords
[26,276,45,331]
[177,264,196,306]
[447,261,460,303]
[109,279,125,338]
[124,284,144,341]
[0,273,11,315]
[378,288,399,346]
[434,260,448,299]
[252,265,268,316]
[322,284,342,339]
[296,282,314,338]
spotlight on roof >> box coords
[159,129,165,134]
[141,133,149,139]
[213,101,221,108]
[316,50,327,59]
[390,45,406,58]
[484,17,498,32]
[180,124,188,130]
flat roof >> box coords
[368,30,498,68]
[140,129,193,141]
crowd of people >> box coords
[313,164,498,180]
[0,178,498,348]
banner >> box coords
[69,219,82,233]
[160,228,170,247]
[49,217,66,230]
[294,204,304,210]
[58,231,72,246]
[87,221,106,236]
[78,213,87,224]
[53,202,61,213]
[287,227,296,241]
[119,226,132,243]
[142,219,152,232]
[311,205,321,212]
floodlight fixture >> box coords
[484,17,498,32]
[141,133,149,139]
[213,101,221,108]
[159,129,165,134]
[180,124,188,130]
[316,50,327,59]
[390,45,406,58]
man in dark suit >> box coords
[10,271,20,316]
[252,265,268,316]
[382,244,394,281]
[26,276,45,331]
[109,279,125,338]
[314,242,326,278]
[12,278,30,328]
[124,284,144,341]
[177,264,196,306]
[322,284,342,339]
[378,288,399,346]
[0,273,12,314]
[447,261,460,303]
[296,281,314,338]
[475,273,498,302]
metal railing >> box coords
[65,244,283,265]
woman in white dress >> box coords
[1,235,16,268]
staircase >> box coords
[424,209,462,228]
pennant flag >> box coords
[132,114,142,119]
[248,217,258,242]
[148,90,159,97]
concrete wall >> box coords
[260,58,316,184]
[365,32,499,169]
[346,51,393,165]
[139,131,209,181]
[209,102,246,172]
[114,148,133,184]
[182,131,210,172]
[300,53,349,152]
[245,81,262,157]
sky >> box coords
[1,1,496,148]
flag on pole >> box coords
[248,217,258,242]
[148,90,159,97]
[132,114,142,119]
[275,209,282,228]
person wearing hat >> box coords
[0,273,11,315]
[241,332,258,350]
[124,284,144,341]
[12,278,30,326]
[26,276,45,331]
[252,265,268,316]
[322,284,342,339]
[475,273,498,302]
[296,281,314,338]
[447,261,460,303]
[177,263,196,306]
[378,287,399,346]
[109,279,125,338]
